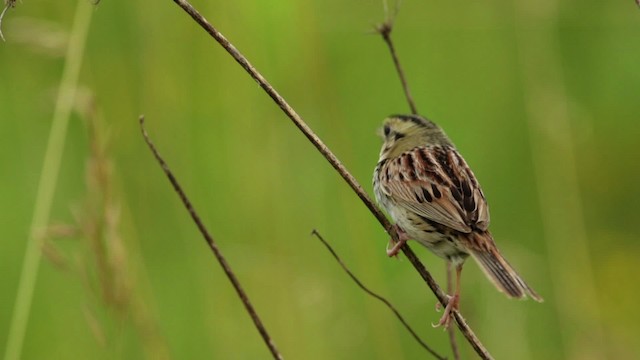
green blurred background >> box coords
[1,0,639,359]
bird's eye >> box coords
[383,125,391,137]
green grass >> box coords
[1,0,639,359]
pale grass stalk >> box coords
[4,2,93,359]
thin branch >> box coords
[311,229,445,360]
[169,1,492,359]
[375,17,418,114]
[139,116,283,360]
[171,0,383,226]
[446,262,461,360]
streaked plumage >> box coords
[373,114,542,326]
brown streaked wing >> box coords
[380,145,490,232]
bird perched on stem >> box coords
[373,114,542,327]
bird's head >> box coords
[378,114,452,158]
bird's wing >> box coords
[377,145,490,233]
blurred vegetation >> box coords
[1,0,639,359]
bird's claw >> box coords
[434,294,452,312]
[386,238,406,257]
[386,225,409,257]
[432,294,459,329]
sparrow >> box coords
[373,114,542,327]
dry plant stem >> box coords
[4,2,93,359]
[170,1,491,359]
[446,262,461,360]
[312,230,445,360]
[377,22,418,115]
[139,117,283,360]
[171,0,382,224]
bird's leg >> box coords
[386,224,410,257]
[433,264,462,328]
[436,261,454,311]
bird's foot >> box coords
[386,225,410,257]
[432,293,459,329]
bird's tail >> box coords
[468,233,543,302]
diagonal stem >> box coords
[170,0,492,358]
[139,117,283,360]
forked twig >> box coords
[139,116,283,360]
[311,229,445,360]
[169,0,492,358]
